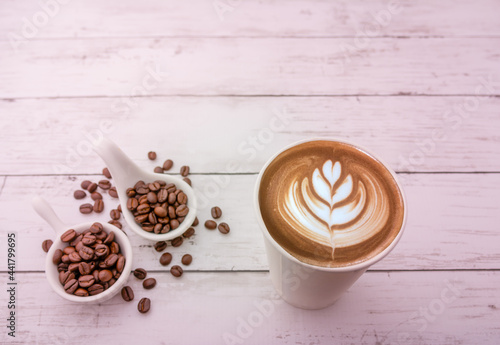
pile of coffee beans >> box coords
[53,222,125,297]
[126,180,189,234]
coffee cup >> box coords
[254,139,407,309]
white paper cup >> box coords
[254,139,407,309]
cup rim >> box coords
[254,138,407,272]
[45,221,133,303]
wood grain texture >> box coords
[0,271,498,344]
[1,173,498,272]
[1,38,499,98]
[1,0,500,39]
[1,96,499,175]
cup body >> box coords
[254,138,407,309]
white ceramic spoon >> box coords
[31,196,133,303]
[93,138,197,241]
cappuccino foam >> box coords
[258,140,405,268]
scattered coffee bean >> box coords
[183,227,195,238]
[205,220,217,230]
[98,180,111,190]
[91,192,103,200]
[103,167,112,179]
[148,151,157,160]
[87,182,98,193]
[79,203,93,214]
[171,236,183,247]
[154,241,167,252]
[211,206,222,219]
[138,297,151,313]
[218,222,230,234]
[170,265,183,277]
[93,199,104,213]
[109,187,118,198]
[181,254,192,266]
[74,190,86,200]
[192,217,199,227]
[162,159,173,171]
[159,252,172,266]
[133,268,147,280]
[42,239,53,252]
[81,180,92,190]
[180,166,190,177]
[143,277,156,290]
[117,204,122,212]
[154,166,163,173]
[110,209,121,220]
[183,177,192,186]
[108,220,122,229]
[121,286,134,302]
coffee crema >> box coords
[258,140,405,268]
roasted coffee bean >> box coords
[148,151,157,160]
[68,251,82,262]
[143,278,156,290]
[91,192,103,200]
[142,224,154,232]
[165,183,176,193]
[75,241,84,252]
[153,223,163,234]
[74,190,86,200]
[162,159,173,171]
[177,192,188,205]
[98,269,113,282]
[95,230,107,240]
[79,203,93,214]
[176,205,189,217]
[133,268,147,280]
[79,261,92,275]
[135,214,149,223]
[161,224,170,234]
[127,198,139,211]
[157,189,168,203]
[126,188,136,198]
[170,265,183,277]
[121,286,134,302]
[168,205,176,219]
[146,192,157,204]
[82,234,96,246]
[61,229,77,243]
[108,220,122,229]
[81,180,92,190]
[171,236,183,247]
[166,192,176,205]
[137,204,150,214]
[154,241,167,252]
[78,246,93,261]
[63,246,76,255]
[87,182,98,193]
[117,204,122,212]
[88,284,104,296]
[153,206,167,218]
[138,297,151,313]
[205,220,217,230]
[103,253,118,267]
[136,185,150,194]
[94,244,109,258]
[59,271,75,285]
[110,209,121,220]
[138,195,148,204]
[61,254,70,264]
[64,279,79,294]
[218,222,230,234]
[159,252,172,266]
[74,288,89,297]
[103,167,112,179]
[70,234,83,247]
[42,239,53,252]
[109,187,118,198]
[183,177,192,186]
[116,255,126,273]
[89,222,103,234]
[192,217,199,227]
[170,219,180,230]
[154,166,163,173]
[68,262,80,272]
[181,254,193,266]
[180,166,190,177]
[77,275,95,288]
[103,231,115,244]
[110,242,120,254]
[148,212,157,224]
[183,227,195,238]
[211,206,222,219]
[98,180,111,190]
[93,199,104,213]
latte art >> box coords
[258,140,405,268]
[282,160,389,259]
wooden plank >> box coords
[1,96,499,175]
[1,0,500,40]
[0,271,498,344]
[1,173,499,272]
[1,38,499,98]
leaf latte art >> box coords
[258,140,405,268]
[283,160,389,259]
